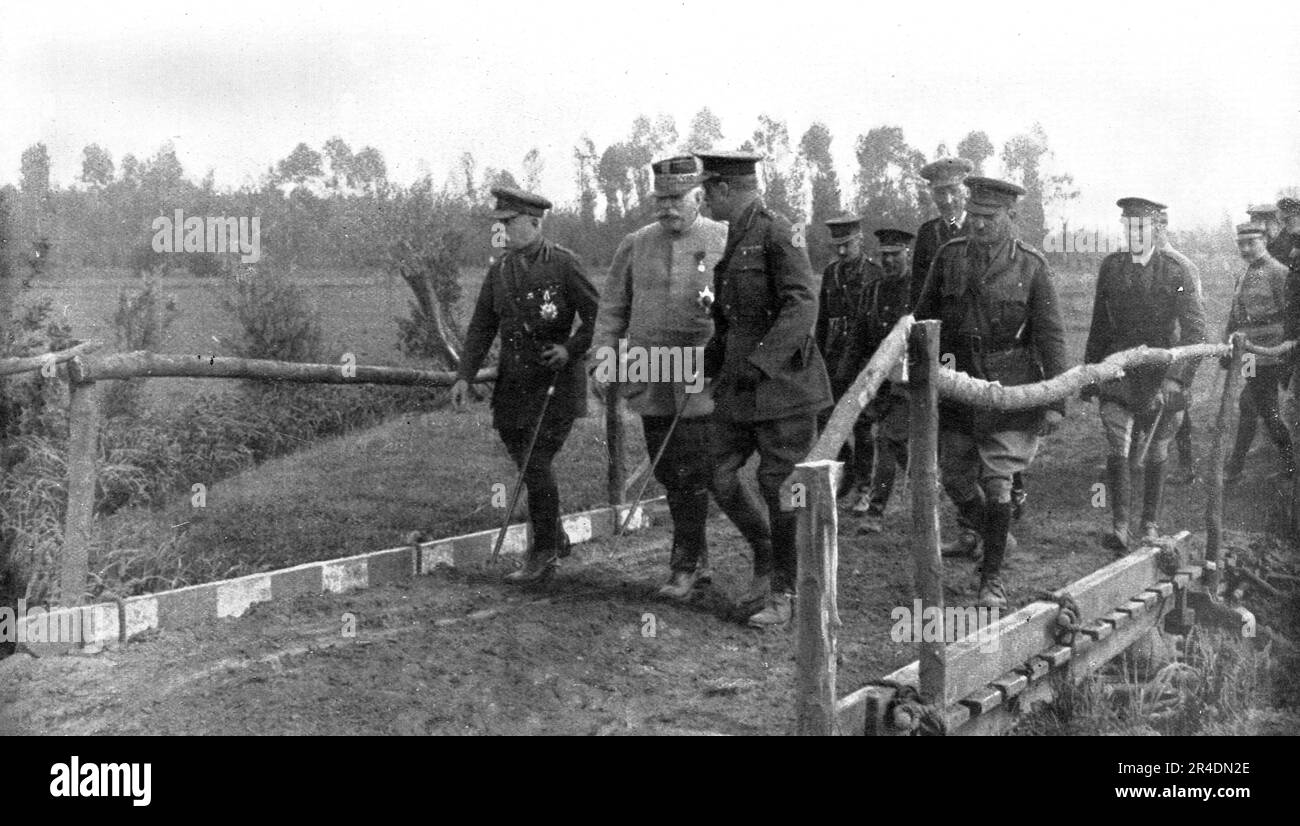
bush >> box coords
[102,277,180,419]
[219,269,324,363]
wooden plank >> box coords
[908,321,945,703]
[1120,598,1149,619]
[1040,645,1072,667]
[1019,657,1050,682]
[1055,547,1162,626]
[942,548,1162,706]
[991,672,1029,699]
[1148,581,1174,599]
[795,460,842,736]
[959,686,1003,715]
[1103,609,1131,631]
[1080,620,1113,642]
[952,678,1054,737]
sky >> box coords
[2,0,1299,233]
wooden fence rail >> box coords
[793,317,1275,735]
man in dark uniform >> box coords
[697,150,833,628]
[1082,197,1207,554]
[913,157,972,309]
[914,157,1028,525]
[1275,198,1300,458]
[450,187,600,584]
[1247,203,1291,264]
[591,155,727,600]
[816,212,883,509]
[1222,222,1294,481]
[836,228,915,534]
[913,177,1068,608]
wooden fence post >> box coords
[1205,335,1244,594]
[795,458,842,735]
[59,362,99,607]
[907,320,946,704]
[605,381,626,509]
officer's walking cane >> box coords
[1132,397,1167,469]
[616,373,699,537]
[489,373,560,565]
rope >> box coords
[1034,590,1083,647]
[869,679,948,736]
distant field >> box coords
[24,267,490,407]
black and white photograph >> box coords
[0,0,1297,760]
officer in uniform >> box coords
[913,177,1067,608]
[1156,208,1204,487]
[1082,197,1206,554]
[1247,203,1291,264]
[1281,199,1300,445]
[591,155,728,600]
[1222,222,1294,481]
[816,212,883,508]
[914,157,1028,522]
[835,228,915,534]
[450,187,600,584]
[697,150,833,627]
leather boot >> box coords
[977,501,1013,609]
[503,548,558,585]
[941,496,985,560]
[1140,459,1168,542]
[1102,455,1131,554]
[747,591,793,628]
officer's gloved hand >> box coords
[540,344,569,369]
[450,379,470,410]
[1079,383,1098,403]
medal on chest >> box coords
[697,283,715,312]
[539,288,558,321]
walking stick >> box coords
[616,373,699,537]
[489,374,560,565]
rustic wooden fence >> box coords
[793,317,1290,735]
[1,345,644,607]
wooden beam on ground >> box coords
[794,459,843,736]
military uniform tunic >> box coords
[458,237,600,430]
[911,215,964,309]
[913,237,1069,434]
[816,254,882,389]
[704,199,833,422]
[1083,249,1207,412]
[594,215,727,417]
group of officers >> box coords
[448,151,1300,627]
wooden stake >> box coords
[59,370,100,607]
[604,381,626,510]
[794,459,842,735]
[907,321,946,704]
[1205,334,1243,595]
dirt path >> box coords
[2,492,1153,736]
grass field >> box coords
[29,253,1285,598]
